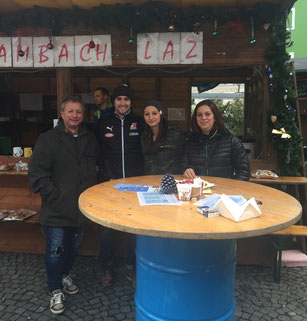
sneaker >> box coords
[101,266,113,288]
[62,275,79,295]
[126,269,136,288]
[50,289,65,315]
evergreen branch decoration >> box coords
[266,22,303,176]
[0,2,281,35]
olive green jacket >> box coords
[141,125,185,175]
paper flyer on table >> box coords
[114,184,158,192]
[137,192,180,206]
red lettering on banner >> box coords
[25,47,29,60]
[96,43,107,62]
[16,46,29,62]
[186,40,197,59]
[144,41,152,60]
[0,45,7,62]
[163,41,174,60]
[58,44,69,63]
[38,45,49,63]
[80,44,91,62]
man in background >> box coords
[93,87,113,123]
[96,85,144,288]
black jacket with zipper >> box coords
[28,118,98,227]
[182,128,250,181]
[96,110,144,181]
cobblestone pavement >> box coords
[0,252,307,321]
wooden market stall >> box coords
[1,0,305,263]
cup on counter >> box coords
[177,183,192,203]
[13,147,23,157]
[191,177,203,200]
[24,147,32,157]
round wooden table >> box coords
[79,176,302,321]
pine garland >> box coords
[0,2,279,35]
[266,22,303,176]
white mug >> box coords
[13,147,23,157]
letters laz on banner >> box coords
[137,32,203,65]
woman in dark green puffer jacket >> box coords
[141,100,185,175]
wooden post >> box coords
[291,62,306,177]
[56,68,72,117]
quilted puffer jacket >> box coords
[182,128,250,181]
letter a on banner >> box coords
[0,37,12,67]
[54,36,74,67]
[158,33,180,64]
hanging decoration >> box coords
[128,28,135,44]
[228,18,246,35]
[266,20,303,176]
[272,128,291,139]
[168,9,176,31]
[249,17,256,44]
[17,31,25,57]
[89,36,96,49]
[212,20,219,36]
[47,29,54,50]
[193,22,201,34]
[271,115,277,123]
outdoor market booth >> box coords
[0,0,306,263]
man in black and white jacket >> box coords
[96,85,144,288]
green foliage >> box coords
[0,2,281,35]
[215,99,244,137]
[266,22,303,176]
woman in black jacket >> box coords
[183,99,250,181]
[141,100,185,175]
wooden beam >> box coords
[56,68,72,117]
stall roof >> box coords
[292,57,307,73]
[0,0,296,12]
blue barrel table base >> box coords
[135,235,236,321]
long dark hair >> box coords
[143,118,168,154]
[191,99,225,134]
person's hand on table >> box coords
[183,168,196,179]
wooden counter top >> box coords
[250,176,307,185]
[79,176,302,240]
[0,156,29,175]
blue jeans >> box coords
[45,226,83,292]
[99,226,136,269]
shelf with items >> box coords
[0,154,100,256]
[0,156,29,175]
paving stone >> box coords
[1,253,307,321]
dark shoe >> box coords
[101,266,113,288]
[126,269,136,288]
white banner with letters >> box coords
[0,32,203,67]
[12,37,33,67]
